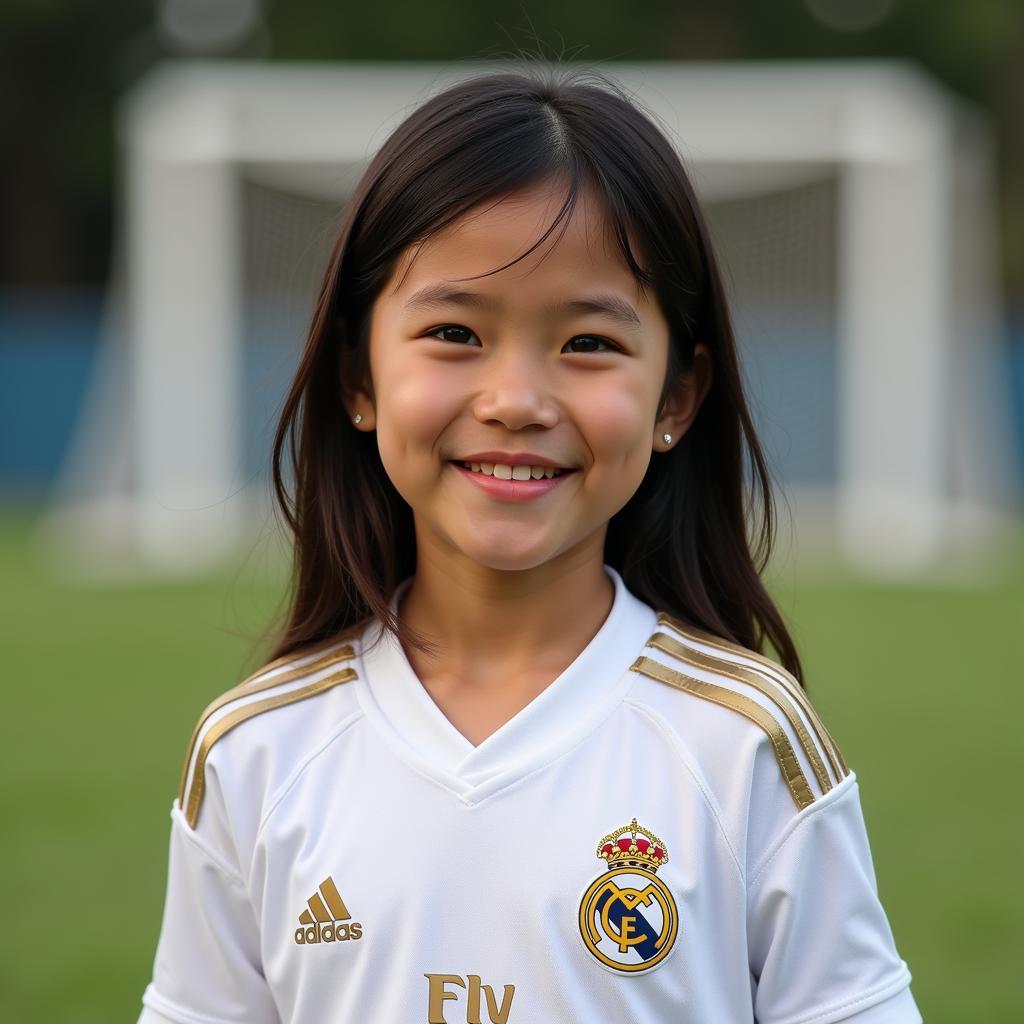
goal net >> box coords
[37,60,1018,580]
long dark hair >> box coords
[264,62,805,685]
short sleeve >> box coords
[747,775,922,1024]
[137,802,280,1024]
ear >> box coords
[655,342,712,451]
[340,351,376,431]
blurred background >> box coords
[2,2,1022,1021]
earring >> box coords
[353,414,363,425]
[663,433,672,445]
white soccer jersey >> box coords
[139,564,921,1024]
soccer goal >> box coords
[38,59,1018,579]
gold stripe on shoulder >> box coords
[646,631,834,792]
[237,629,360,691]
[656,612,849,778]
[177,641,358,807]
[183,666,359,829]
[631,654,816,811]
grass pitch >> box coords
[1,509,1021,1022]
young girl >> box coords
[138,65,921,1024]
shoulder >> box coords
[627,610,849,813]
[177,623,369,835]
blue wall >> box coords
[0,290,103,492]
[2,287,1023,496]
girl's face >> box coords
[352,179,710,575]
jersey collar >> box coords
[354,564,656,799]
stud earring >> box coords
[353,414,363,425]
[663,433,672,445]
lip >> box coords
[450,461,576,502]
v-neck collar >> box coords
[353,564,657,800]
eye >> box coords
[564,335,621,354]
[425,325,621,354]
[426,325,481,346]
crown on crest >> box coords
[596,818,670,873]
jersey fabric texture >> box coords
[138,564,922,1024]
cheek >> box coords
[382,362,458,430]
[576,377,654,467]
[375,361,459,462]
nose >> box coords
[471,348,560,431]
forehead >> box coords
[385,179,646,304]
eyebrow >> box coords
[402,283,643,331]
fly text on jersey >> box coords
[424,974,516,1024]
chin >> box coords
[453,539,566,574]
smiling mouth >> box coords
[450,460,575,480]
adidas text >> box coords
[294,921,363,944]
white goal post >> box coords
[39,59,1018,579]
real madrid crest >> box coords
[577,818,680,974]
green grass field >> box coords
[2,508,1022,1022]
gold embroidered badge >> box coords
[577,818,679,973]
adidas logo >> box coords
[294,876,364,945]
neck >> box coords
[396,542,615,690]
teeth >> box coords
[459,461,566,480]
